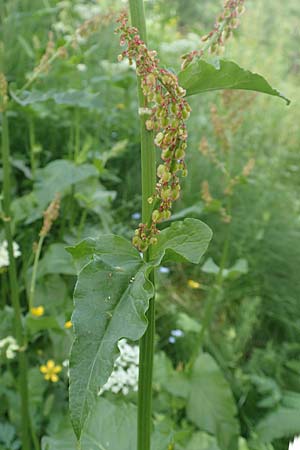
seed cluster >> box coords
[116,13,191,252]
[39,194,60,238]
[181,0,245,69]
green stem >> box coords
[77,209,88,239]
[137,271,155,450]
[74,109,80,162]
[1,111,31,450]
[28,115,36,179]
[0,272,8,307]
[128,2,156,450]
[28,235,44,310]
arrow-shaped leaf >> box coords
[68,219,212,440]
[68,235,153,440]
[178,59,290,104]
[150,218,212,265]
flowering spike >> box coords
[116,13,191,251]
[181,0,246,69]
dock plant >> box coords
[0,1,290,449]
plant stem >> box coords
[137,271,155,449]
[28,115,36,179]
[1,111,31,450]
[128,2,156,450]
[77,209,88,239]
[29,235,44,310]
[74,108,80,162]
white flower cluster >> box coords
[289,437,300,450]
[0,336,19,359]
[0,240,21,269]
[100,339,139,396]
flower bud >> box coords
[163,132,174,146]
[160,117,169,128]
[157,164,171,182]
[176,86,186,97]
[182,108,190,120]
[175,146,186,159]
[182,168,188,177]
[201,34,210,42]
[154,132,164,146]
[161,209,171,220]
[161,149,173,161]
[132,236,142,248]
[139,240,149,252]
[145,120,154,130]
[171,103,178,115]
[145,73,156,86]
[152,209,160,222]
[161,188,171,201]
[171,185,181,201]
[155,93,163,104]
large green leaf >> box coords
[256,391,300,442]
[186,353,240,450]
[12,159,98,224]
[68,235,153,440]
[68,220,212,439]
[82,398,137,450]
[153,352,189,399]
[150,218,212,265]
[42,397,171,450]
[34,160,98,207]
[26,316,61,334]
[36,243,76,278]
[186,432,221,450]
[178,59,290,104]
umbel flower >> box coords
[0,336,19,359]
[0,240,21,269]
[40,360,62,382]
[99,339,139,396]
[116,13,191,252]
[289,437,300,450]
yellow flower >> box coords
[40,360,62,382]
[116,103,125,110]
[64,320,72,329]
[187,279,201,289]
[30,306,44,317]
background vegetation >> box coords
[0,0,299,449]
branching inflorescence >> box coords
[181,0,245,69]
[116,13,191,252]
